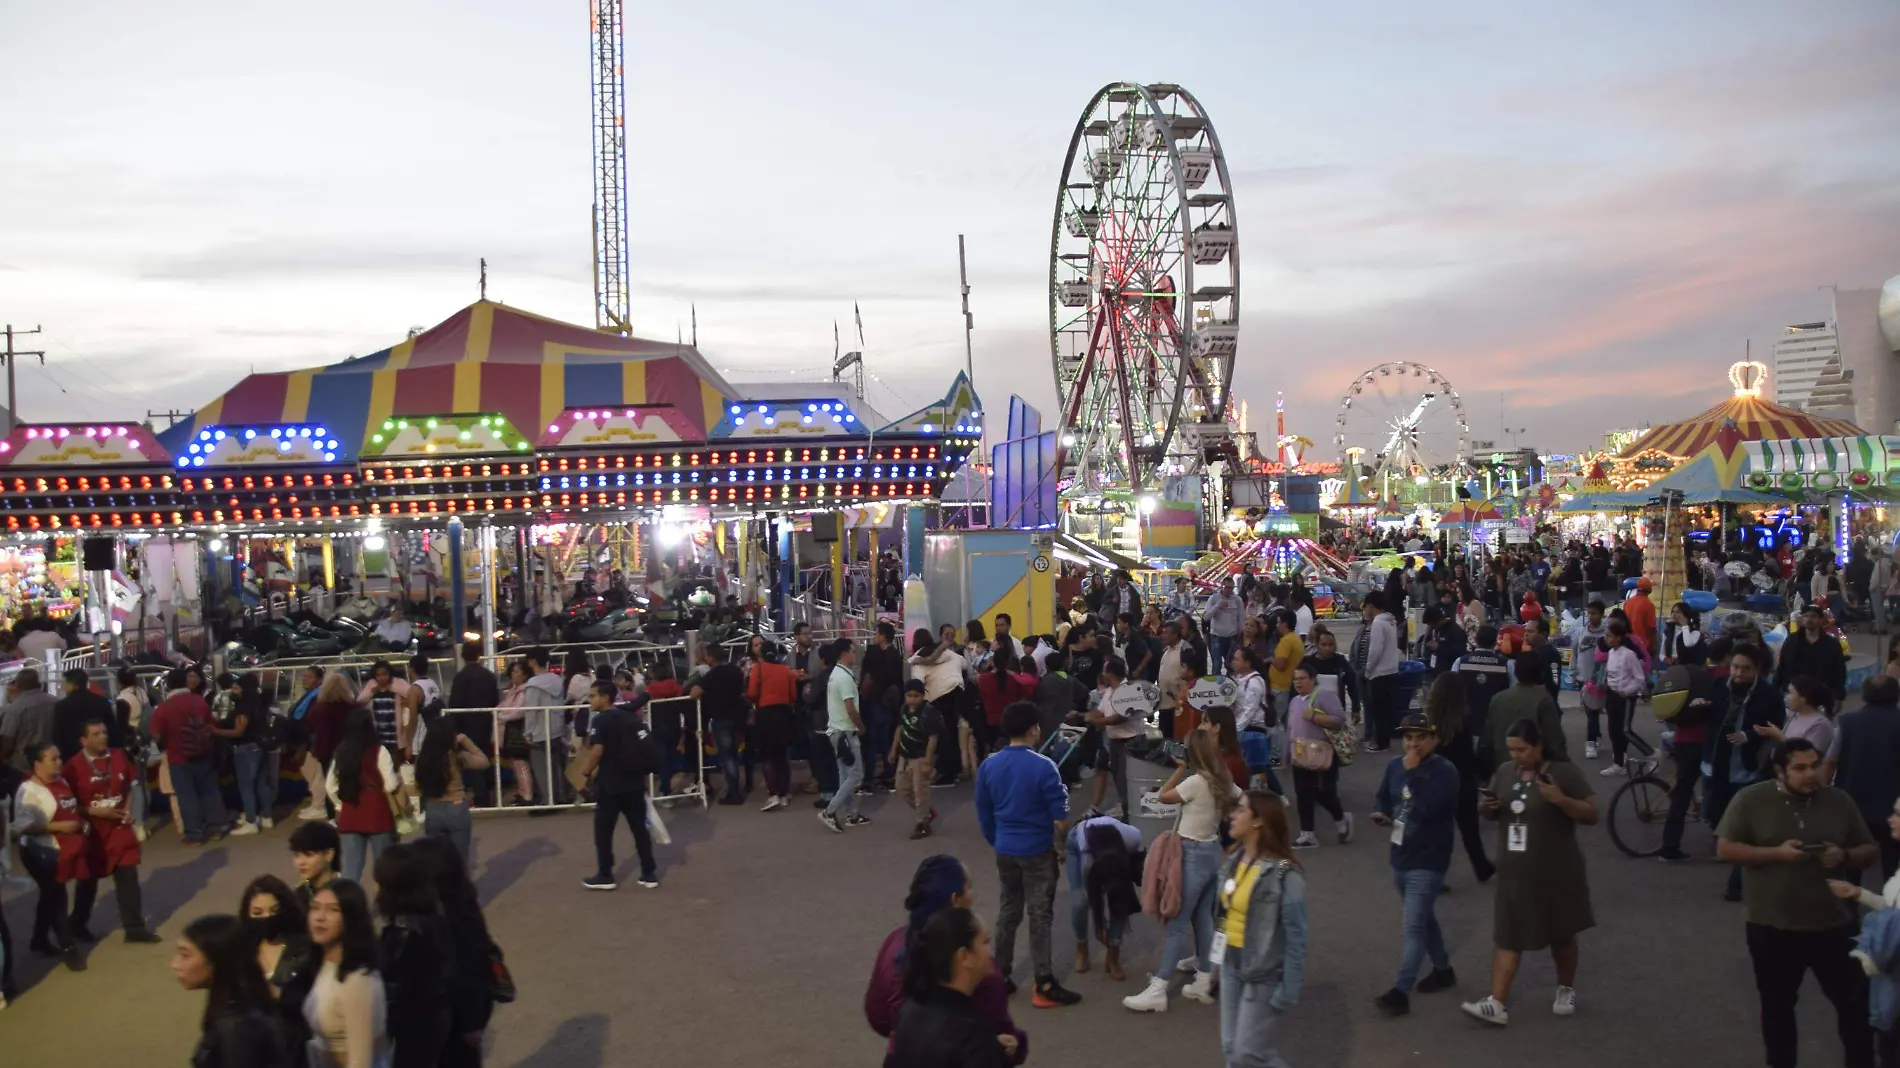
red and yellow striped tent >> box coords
[1616,393,1862,461]
[157,301,734,459]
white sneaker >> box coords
[1181,971,1216,1004]
[133,825,148,842]
[260,817,274,830]
[1552,986,1576,1016]
[1337,814,1355,844]
[1585,741,1599,760]
[297,806,327,821]
[1599,764,1626,777]
[228,820,260,836]
[1175,957,1200,974]
[759,796,784,812]
[1292,831,1319,849]
[1122,976,1170,1013]
[1461,996,1510,1025]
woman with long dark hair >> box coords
[1218,789,1309,1068]
[410,836,502,1068]
[374,842,451,1067]
[172,913,292,1068]
[909,627,970,785]
[240,874,313,999]
[413,714,490,867]
[865,855,1025,1065]
[888,907,1013,1068]
[302,880,388,1067]
[1425,671,1495,883]
[974,644,1036,763]
[326,707,399,882]
[1067,815,1141,980]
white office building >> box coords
[1772,321,1840,409]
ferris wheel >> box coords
[1334,361,1471,480]
[1049,82,1240,502]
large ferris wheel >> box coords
[1049,83,1240,507]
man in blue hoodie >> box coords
[976,700,1081,1008]
[1369,712,1461,1016]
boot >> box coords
[1074,944,1089,974]
[1103,945,1126,981]
[1182,970,1216,1004]
[1121,975,1169,1013]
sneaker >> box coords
[1181,971,1216,1004]
[1585,741,1599,760]
[228,820,260,836]
[636,875,660,889]
[844,814,872,828]
[1175,958,1200,974]
[260,817,274,830]
[1416,967,1457,994]
[930,775,958,788]
[1461,995,1510,1025]
[818,811,845,834]
[855,786,876,797]
[1374,988,1410,1016]
[909,822,932,840]
[1122,975,1170,1012]
[1552,986,1576,1016]
[582,875,618,892]
[1337,814,1355,844]
[298,805,327,820]
[60,946,86,972]
[124,929,162,944]
[759,796,785,812]
[1034,978,1082,1008]
[1657,848,1690,863]
[1599,764,1626,777]
[1292,831,1319,850]
[1267,756,1283,769]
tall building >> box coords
[1772,321,1839,409]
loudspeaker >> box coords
[810,513,840,543]
[82,536,116,571]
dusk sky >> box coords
[2,1,1895,456]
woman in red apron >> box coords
[12,741,89,969]
[64,719,159,943]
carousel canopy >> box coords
[1618,419,1786,506]
[1438,499,1502,527]
[1331,476,1376,509]
[156,300,739,461]
[1616,360,1863,460]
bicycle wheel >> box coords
[1607,774,1672,858]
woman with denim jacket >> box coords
[1216,788,1308,1068]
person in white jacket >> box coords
[1352,592,1403,752]
[1599,619,1646,777]
[908,632,969,784]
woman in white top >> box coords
[1123,731,1240,1014]
[1753,675,1837,759]
[1599,619,1646,776]
[303,880,390,1068]
[1459,583,1486,645]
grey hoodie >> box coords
[521,670,570,743]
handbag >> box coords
[485,942,517,1003]
[1325,721,1358,767]
[1291,735,1334,771]
[385,786,419,838]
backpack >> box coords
[171,703,214,761]
[617,708,663,776]
[805,665,833,730]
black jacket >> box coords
[1709,676,1783,784]
[1833,702,1900,831]
[192,1006,292,1068]
[53,688,121,759]
[448,662,501,748]
[887,987,1009,1068]
[1774,630,1847,701]
[379,912,450,1047]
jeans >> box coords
[1066,837,1127,948]
[423,799,473,868]
[129,775,149,829]
[1159,838,1222,975]
[1098,736,1132,813]
[710,720,744,801]
[72,865,147,936]
[995,851,1058,981]
[1220,949,1292,1068]
[169,758,225,841]
[593,787,656,880]
[1391,866,1450,992]
[1661,739,1703,855]
[824,733,862,818]
[1209,635,1235,677]
[528,737,570,806]
[1745,922,1873,1068]
[865,696,895,781]
[340,832,394,883]
[21,842,74,950]
[231,743,275,824]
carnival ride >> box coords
[1334,361,1471,496]
[1049,83,1241,521]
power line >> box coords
[2,324,46,430]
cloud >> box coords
[136,238,579,283]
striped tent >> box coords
[1746,435,1900,496]
[156,301,735,460]
[1616,393,1862,460]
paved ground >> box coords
[0,691,1877,1066]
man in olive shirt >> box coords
[1480,652,1568,771]
[1716,738,1878,1068]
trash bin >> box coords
[1392,659,1428,713]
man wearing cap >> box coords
[1775,603,1848,705]
[1623,578,1658,659]
[1369,712,1461,1017]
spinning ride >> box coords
[1049,82,1241,515]
[1334,361,1470,488]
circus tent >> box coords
[1615,360,1863,462]
[156,300,737,461]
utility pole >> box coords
[2,325,46,433]
[957,235,974,384]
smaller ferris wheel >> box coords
[1334,361,1470,481]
